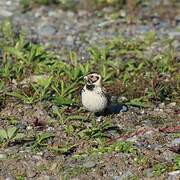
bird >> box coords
[81,72,128,121]
[81,72,109,118]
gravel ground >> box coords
[0,0,180,179]
[0,0,180,59]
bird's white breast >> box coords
[81,86,108,112]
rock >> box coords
[162,150,176,162]
[47,126,54,131]
[136,25,151,34]
[67,11,74,18]
[0,152,7,160]
[111,96,118,103]
[66,35,74,44]
[38,25,56,37]
[0,10,13,17]
[127,136,138,142]
[118,96,128,103]
[143,120,153,127]
[159,102,165,108]
[113,176,121,180]
[16,123,26,130]
[154,108,163,112]
[144,168,153,178]
[32,155,42,160]
[143,130,155,138]
[168,170,180,180]
[168,31,180,40]
[34,6,49,18]
[5,177,15,180]
[26,126,33,130]
[120,170,133,179]
[171,138,180,146]
[83,161,96,168]
[48,11,59,17]
[167,102,176,107]
[155,21,170,30]
[119,10,126,17]
[36,152,43,156]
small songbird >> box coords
[81,72,109,116]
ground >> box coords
[0,0,180,179]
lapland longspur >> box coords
[81,72,110,115]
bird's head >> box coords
[84,72,102,87]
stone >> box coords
[120,170,133,179]
[48,11,58,17]
[167,102,176,107]
[66,35,74,43]
[5,177,15,180]
[34,6,49,18]
[113,176,121,180]
[111,96,118,103]
[168,170,180,180]
[168,31,180,40]
[119,10,126,17]
[0,10,13,17]
[136,25,150,34]
[171,138,180,146]
[26,126,33,130]
[118,96,128,103]
[83,161,96,168]
[67,11,74,18]
[127,136,138,142]
[145,168,153,178]
[38,25,56,37]
[0,152,7,160]
[162,150,176,162]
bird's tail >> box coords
[95,104,128,117]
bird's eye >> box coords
[90,75,93,78]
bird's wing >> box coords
[102,87,111,104]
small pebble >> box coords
[168,170,180,180]
[83,161,96,168]
[171,138,180,146]
[5,177,15,180]
[26,126,33,130]
[0,152,7,159]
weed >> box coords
[153,163,167,176]
[32,132,54,149]
[51,80,78,106]
[16,176,25,180]
[134,156,149,167]
[20,0,30,9]
[0,20,179,168]
[61,166,90,178]
[173,156,180,170]
[78,119,115,139]
[49,144,77,155]
[0,126,25,147]
[1,20,179,110]
[20,0,126,11]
